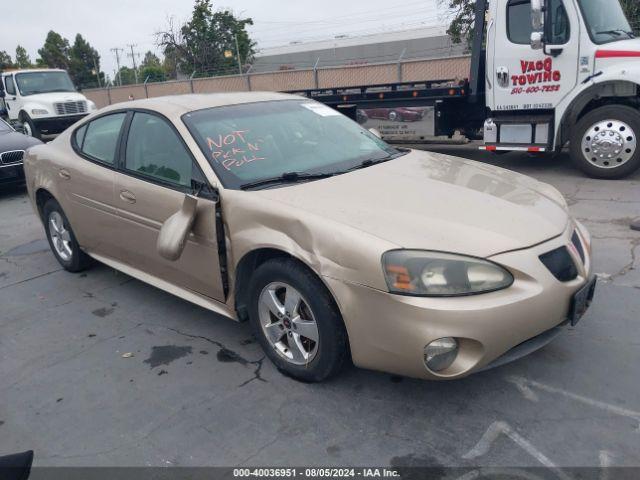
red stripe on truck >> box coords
[595,50,640,58]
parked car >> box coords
[362,107,426,123]
[0,118,42,186]
[0,69,96,140]
[23,93,595,382]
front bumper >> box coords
[325,223,593,380]
[0,163,25,185]
[33,114,88,135]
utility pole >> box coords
[92,56,102,88]
[110,47,124,86]
[126,44,141,84]
[234,34,243,75]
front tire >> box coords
[20,113,41,140]
[570,105,640,179]
[43,199,92,272]
[248,258,348,382]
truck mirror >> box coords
[531,32,544,50]
[531,0,545,31]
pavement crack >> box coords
[0,268,63,291]
[144,324,267,386]
[611,238,640,280]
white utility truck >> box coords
[0,69,96,140]
[300,0,640,178]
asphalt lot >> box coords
[0,147,639,470]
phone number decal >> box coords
[511,84,560,95]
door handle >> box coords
[119,190,136,204]
[58,169,71,180]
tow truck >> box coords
[292,0,640,179]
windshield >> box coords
[0,119,12,133]
[578,0,634,44]
[15,71,76,96]
[183,100,402,189]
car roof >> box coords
[100,92,305,120]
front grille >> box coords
[54,101,87,115]
[571,231,585,264]
[539,246,578,282]
[0,150,24,165]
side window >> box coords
[5,76,16,96]
[81,113,126,165]
[74,124,88,149]
[507,0,533,45]
[124,112,194,187]
[547,0,570,44]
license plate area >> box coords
[569,277,597,326]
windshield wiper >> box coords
[347,151,408,172]
[240,171,335,190]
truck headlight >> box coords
[382,250,513,296]
[31,109,49,116]
[87,101,97,111]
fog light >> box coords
[424,337,458,372]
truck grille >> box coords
[539,246,578,282]
[0,150,24,165]
[54,101,87,115]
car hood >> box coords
[20,92,86,104]
[0,131,43,151]
[254,150,569,258]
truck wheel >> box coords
[571,105,640,179]
[248,258,349,382]
[19,113,41,140]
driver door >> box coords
[491,0,580,112]
[114,111,225,301]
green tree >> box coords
[37,31,71,69]
[0,51,13,70]
[621,0,640,34]
[443,0,640,47]
[116,66,137,85]
[69,34,104,88]
[141,51,161,68]
[15,45,32,69]
[156,0,255,77]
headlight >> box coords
[382,250,513,296]
[87,101,97,111]
[31,109,49,115]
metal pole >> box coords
[127,44,139,84]
[189,70,196,93]
[92,56,102,88]
[107,85,112,105]
[143,75,150,98]
[313,56,320,88]
[110,47,123,86]
[397,48,406,82]
[245,64,253,91]
[235,34,243,74]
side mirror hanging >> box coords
[157,194,198,261]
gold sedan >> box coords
[24,93,596,381]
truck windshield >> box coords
[183,99,402,190]
[578,0,634,44]
[15,71,76,96]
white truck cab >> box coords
[483,0,640,178]
[0,69,96,140]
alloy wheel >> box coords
[48,211,73,261]
[258,282,319,365]
[582,119,636,169]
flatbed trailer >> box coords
[290,0,640,179]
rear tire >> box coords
[570,105,640,179]
[43,199,92,272]
[248,258,348,382]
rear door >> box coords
[62,112,126,261]
[113,110,225,301]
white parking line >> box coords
[463,421,572,480]
[507,376,640,430]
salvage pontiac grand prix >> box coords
[23,92,596,381]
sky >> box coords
[0,0,445,81]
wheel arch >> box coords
[558,80,640,148]
[233,247,344,325]
[35,188,56,221]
